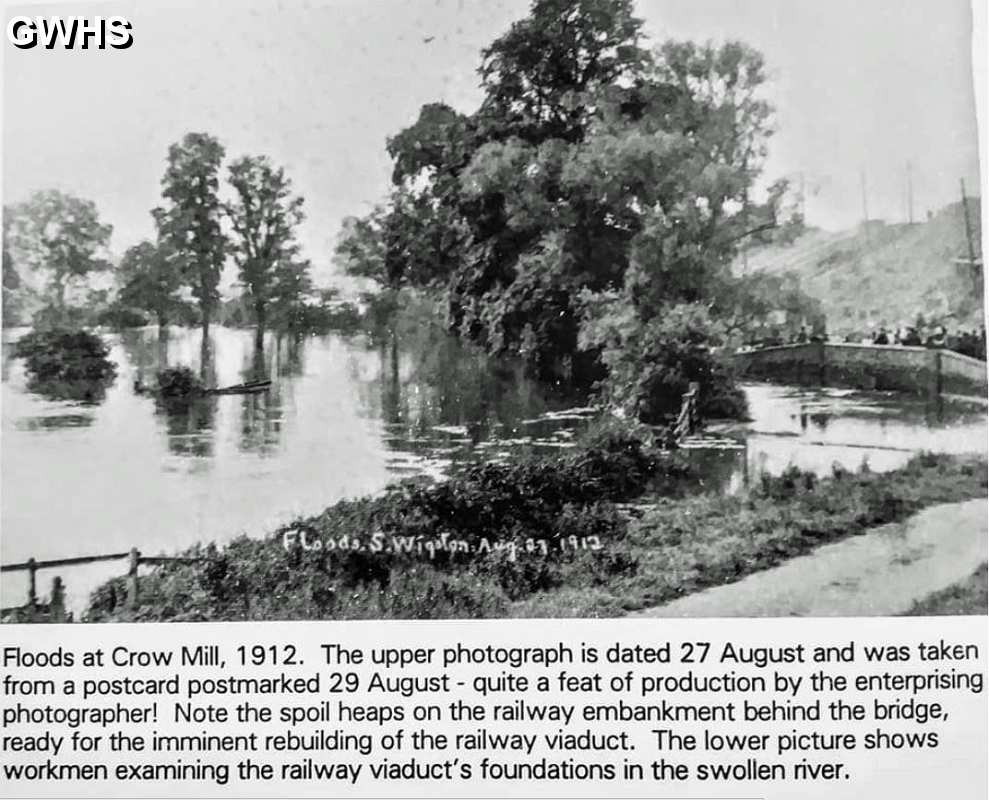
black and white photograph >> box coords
[1,0,986,624]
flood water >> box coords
[2,324,986,613]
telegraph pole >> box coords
[860,170,870,244]
[958,178,982,297]
[960,178,977,266]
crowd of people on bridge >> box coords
[855,323,986,360]
[742,322,987,361]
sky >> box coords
[1,0,984,287]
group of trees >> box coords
[3,0,813,422]
[2,190,113,327]
[3,134,312,344]
[335,0,804,419]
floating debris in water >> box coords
[15,414,94,431]
[519,406,598,424]
[430,424,470,435]
[679,437,745,450]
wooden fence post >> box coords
[127,548,141,609]
[27,558,37,607]
[688,382,700,434]
[50,576,66,623]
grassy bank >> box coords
[903,564,988,616]
[85,435,987,621]
[86,421,687,621]
[513,454,987,617]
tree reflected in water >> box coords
[237,334,286,456]
[153,331,218,458]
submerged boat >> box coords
[134,378,272,396]
[205,380,272,395]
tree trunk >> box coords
[157,324,169,370]
[252,335,266,382]
[53,275,66,311]
[254,300,266,351]
[199,330,214,384]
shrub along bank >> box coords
[85,438,987,621]
[903,564,988,616]
[13,328,117,402]
[513,453,988,617]
[86,421,688,621]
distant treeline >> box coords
[2,135,357,340]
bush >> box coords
[13,328,117,401]
[86,422,692,620]
[580,299,748,424]
[86,452,988,621]
[31,305,95,331]
[96,305,150,329]
[696,360,749,420]
[156,366,204,398]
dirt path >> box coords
[632,498,988,618]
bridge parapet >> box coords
[732,343,987,397]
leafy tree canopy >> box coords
[5,189,112,320]
[117,239,191,327]
[225,154,308,333]
[153,132,227,333]
[339,0,805,418]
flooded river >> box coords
[2,325,986,613]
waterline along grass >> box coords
[513,453,987,617]
[85,430,987,621]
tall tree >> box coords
[154,133,226,340]
[334,213,388,286]
[5,190,112,320]
[340,0,802,416]
[117,240,188,329]
[268,258,315,331]
[476,0,648,144]
[225,155,306,342]
[2,209,24,326]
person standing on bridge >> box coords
[925,325,947,349]
[900,326,922,346]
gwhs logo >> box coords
[7,16,133,49]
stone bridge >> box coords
[732,342,987,398]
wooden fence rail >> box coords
[1,548,204,622]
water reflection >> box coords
[14,413,94,432]
[157,395,218,458]
[1,324,986,613]
[686,383,989,494]
[237,338,285,456]
[2,324,594,612]
[25,378,113,404]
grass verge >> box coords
[511,453,988,617]
[902,564,988,616]
[83,434,987,621]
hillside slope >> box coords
[740,200,984,333]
